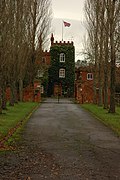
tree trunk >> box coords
[19,78,23,102]
[98,86,103,106]
[103,30,109,109]
[93,2,99,104]
[14,82,18,103]
[9,83,15,106]
[98,2,105,107]
[98,59,103,106]
[93,69,97,104]
[109,0,116,113]
[104,69,109,109]
[1,85,7,110]
[0,88,2,114]
[109,48,116,113]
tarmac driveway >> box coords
[0,98,120,180]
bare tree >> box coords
[84,0,102,105]
[106,0,120,113]
[27,0,52,80]
[84,0,120,113]
[0,0,52,111]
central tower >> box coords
[48,34,75,97]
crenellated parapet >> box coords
[42,49,50,55]
[51,33,74,46]
[52,40,74,46]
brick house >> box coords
[9,33,119,103]
[75,65,94,104]
[75,61,120,105]
[21,33,75,101]
[40,39,95,102]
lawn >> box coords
[0,102,38,139]
[81,104,120,136]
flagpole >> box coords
[62,20,63,41]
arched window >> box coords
[59,68,65,78]
[60,53,65,62]
[87,73,93,80]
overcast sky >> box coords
[51,0,86,61]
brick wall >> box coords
[75,68,94,104]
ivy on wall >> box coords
[48,45,75,97]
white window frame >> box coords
[59,68,65,78]
[60,53,65,62]
[87,73,93,80]
[40,85,44,93]
[37,70,43,78]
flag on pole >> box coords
[63,21,71,27]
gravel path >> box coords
[0,98,120,180]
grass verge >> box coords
[81,104,120,136]
[0,102,39,150]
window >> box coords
[42,57,46,63]
[37,70,43,78]
[59,68,65,78]
[87,73,93,80]
[60,53,65,62]
[40,85,44,94]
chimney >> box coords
[51,33,54,45]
